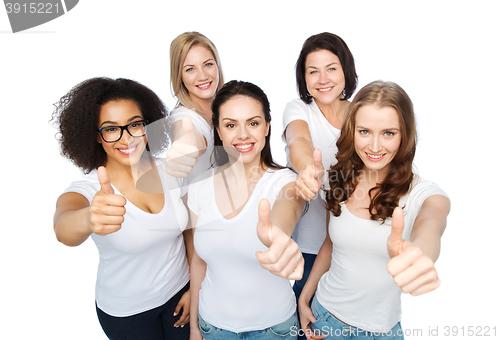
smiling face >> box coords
[304,49,345,107]
[181,44,219,107]
[98,99,147,168]
[216,95,270,168]
[354,104,402,178]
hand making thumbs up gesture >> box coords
[88,166,127,236]
[386,207,440,296]
[166,116,204,178]
[255,199,304,281]
[296,148,324,201]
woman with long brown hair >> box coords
[298,81,450,340]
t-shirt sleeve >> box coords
[407,178,449,214]
[274,169,298,197]
[281,99,310,143]
[168,107,212,142]
[62,176,99,204]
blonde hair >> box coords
[169,32,224,113]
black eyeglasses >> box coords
[97,120,147,143]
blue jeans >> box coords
[198,312,299,340]
[293,253,316,340]
[309,295,404,340]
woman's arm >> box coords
[387,195,451,296]
[256,182,305,280]
[298,211,331,340]
[166,116,207,178]
[284,120,324,201]
[54,167,126,246]
[188,210,206,340]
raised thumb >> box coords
[97,166,114,194]
[181,116,197,146]
[313,148,324,181]
[388,207,405,257]
[257,198,272,247]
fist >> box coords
[88,167,127,236]
[166,116,203,178]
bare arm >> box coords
[188,209,206,340]
[284,120,324,201]
[53,192,93,247]
[387,195,451,296]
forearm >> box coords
[190,249,206,329]
[299,236,332,304]
[410,219,444,263]
[270,184,305,236]
[288,137,315,173]
[54,207,93,247]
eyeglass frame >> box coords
[97,120,148,143]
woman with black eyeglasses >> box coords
[52,77,191,340]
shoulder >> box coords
[402,174,449,211]
[62,170,100,203]
[266,168,297,187]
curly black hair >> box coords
[52,77,169,173]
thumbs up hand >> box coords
[255,199,304,280]
[296,149,324,201]
[386,207,440,296]
[88,166,127,236]
[166,116,203,178]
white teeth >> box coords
[235,143,254,150]
[197,82,210,89]
[118,145,137,154]
[318,87,333,92]
[368,153,383,159]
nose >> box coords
[198,69,209,81]
[237,125,250,140]
[319,71,329,84]
[119,128,133,145]
[370,136,383,153]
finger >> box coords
[256,199,272,247]
[312,149,324,180]
[257,243,299,276]
[97,166,114,194]
[181,116,197,146]
[392,257,436,291]
[387,207,405,258]
[387,242,422,276]
[410,277,441,296]
[295,178,316,201]
[93,224,122,236]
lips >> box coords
[116,144,139,155]
[366,153,385,161]
[233,143,255,153]
[317,86,333,93]
[196,81,212,90]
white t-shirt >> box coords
[188,167,297,332]
[63,161,189,317]
[316,175,448,332]
[167,106,214,185]
[282,98,341,254]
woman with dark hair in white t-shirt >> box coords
[52,77,192,340]
[298,81,450,340]
[189,80,305,340]
[282,33,358,310]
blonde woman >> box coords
[166,32,225,182]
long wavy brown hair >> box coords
[325,80,417,223]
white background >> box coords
[1,1,499,339]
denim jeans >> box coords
[96,282,190,340]
[198,312,299,340]
[309,295,404,340]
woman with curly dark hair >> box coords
[297,81,450,340]
[52,77,191,340]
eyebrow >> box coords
[306,62,340,69]
[183,58,215,69]
[100,116,144,127]
[222,116,263,122]
[356,125,400,131]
